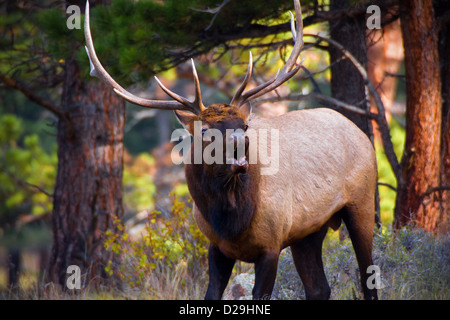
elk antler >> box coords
[84,0,205,114]
[230,0,304,108]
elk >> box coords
[85,0,378,300]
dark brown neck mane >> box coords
[185,163,259,240]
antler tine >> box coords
[234,0,304,106]
[289,10,297,42]
[230,52,253,107]
[284,0,303,73]
[153,59,205,115]
[230,53,281,107]
[153,76,193,107]
[191,59,206,112]
[84,0,202,114]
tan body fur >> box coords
[193,108,377,263]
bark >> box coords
[47,56,125,288]
[394,0,443,232]
[329,0,372,138]
[435,0,450,233]
[367,18,404,135]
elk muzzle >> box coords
[227,131,250,174]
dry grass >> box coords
[273,226,450,300]
[1,226,448,300]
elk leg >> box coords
[252,251,279,300]
[341,205,378,300]
[205,244,235,300]
[291,225,330,300]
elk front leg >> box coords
[252,251,279,300]
[205,244,235,300]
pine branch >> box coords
[203,0,398,43]
[0,73,64,118]
[165,0,398,72]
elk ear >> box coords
[174,110,197,131]
[239,103,252,121]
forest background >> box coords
[0,0,448,299]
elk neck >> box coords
[186,162,260,241]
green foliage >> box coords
[38,8,84,60]
[33,0,298,85]
[103,191,208,295]
[123,153,156,212]
[376,118,406,224]
[0,114,56,249]
[0,3,62,85]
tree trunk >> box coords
[47,56,125,288]
[394,0,443,232]
[329,0,372,139]
[435,0,450,233]
[367,18,404,135]
[328,0,378,223]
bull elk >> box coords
[85,0,378,300]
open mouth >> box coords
[232,146,248,167]
[225,133,249,173]
[231,157,248,174]
[233,155,248,167]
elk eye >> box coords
[201,127,208,134]
[244,124,249,131]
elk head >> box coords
[84,0,303,179]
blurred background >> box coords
[0,0,448,299]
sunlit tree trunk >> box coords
[394,0,443,232]
[367,18,404,138]
[435,0,450,233]
[47,56,125,288]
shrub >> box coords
[103,191,209,299]
[273,226,450,300]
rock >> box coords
[222,273,255,300]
